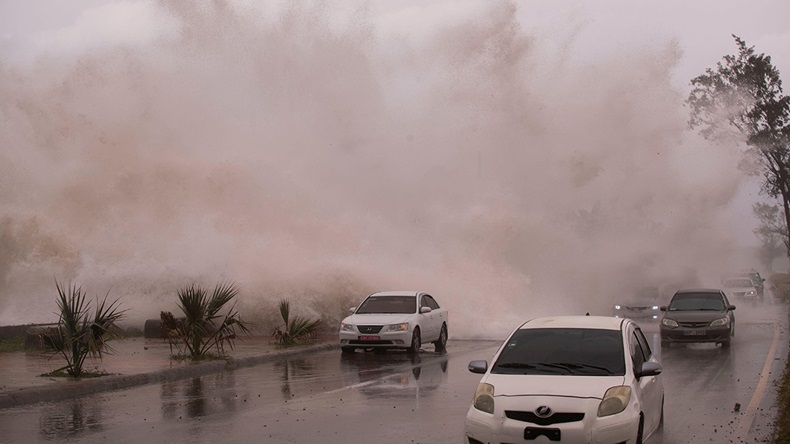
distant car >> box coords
[613,287,663,321]
[741,269,765,299]
[721,277,759,303]
[339,291,448,354]
[659,289,735,349]
[465,316,664,444]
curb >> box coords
[0,342,339,411]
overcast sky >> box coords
[2,0,788,247]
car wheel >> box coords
[661,340,670,350]
[721,337,731,348]
[341,347,355,354]
[658,398,664,431]
[407,328,421,354]
[433,324,448,352]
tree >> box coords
[272,300,321,345]
[39,281,125,377]
[160,281,250,359]
[753,202,787,270]
[687,35,790,262]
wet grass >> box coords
[772,273,790,443]
[0,337,25,353]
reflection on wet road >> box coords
[0,303,786,443]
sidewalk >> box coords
[0,336,337,410]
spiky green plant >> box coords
[272,300,321,345]
[39,281,125,377]
[162,282,250,359]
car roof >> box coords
[519,316,626,331]
[369,291,422,297]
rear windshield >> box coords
[668,293,725,311]
[356,296,416,314]
[491,328,625,376]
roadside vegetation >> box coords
[38,281,125,378]
[771,274,790,443]
[160,281,250,360]
[0,337,25,352]
[272,300,321,345]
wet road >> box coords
[0,303,786,443]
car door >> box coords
[419,294,439,341]
[631,325,662,433]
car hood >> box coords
[663,310,728,322]
[342,313,413,325]
[482,374,626,399]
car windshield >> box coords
[355,295,416,314]
[668,293,725,311]
[722,278,753,288]
[491,328,625,376]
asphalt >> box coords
[0,336,338,410]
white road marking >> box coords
[736,323,781,437]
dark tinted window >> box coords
[668,293,725,311]
[492,328,625,376]
[356,296,416,314]
[634,327,652,360]
[423,295,440,309]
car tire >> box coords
[661,340,670,350]
[658,398,664,431]
[721,337,731,348]
[407,328,421,354]
[341,347,355,354]
[433,324,448,352]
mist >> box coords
[0,1,757,338]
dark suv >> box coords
[659,289,736,349]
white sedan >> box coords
[339,291,448,354]
[465,316,663,444]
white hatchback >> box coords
[339,291,448,354]
[465,316,663,444]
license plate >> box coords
[684,330,705,336]
[524,427,560,441]
[359,335,380,341]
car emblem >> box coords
[535,406,552,418]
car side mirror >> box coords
[420,306,432,314]
[468,360,488,374]
[659,306,667,312]
[636,361,662,379]
[728,305,736,311]
[349,307,356,314]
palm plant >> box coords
[39,281,125,377]
[161,281,250,359]
[272,300,321,345]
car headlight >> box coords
[598,386,631,417]
[652,305,659,310]
[746,290,755,296]
[710,317,729,327]
[473,383,495,414]
[383,323,408,332]
[340,323,355,332]
[614,305,621,310]
[661,318,678,328]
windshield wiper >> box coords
[550,362,616,375]
[495,363,537,369]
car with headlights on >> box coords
[659,289,735,349]
[465,316,663,444]
[721,277,759,304]
[339,291,448,354]
[613,286,663,322]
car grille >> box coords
[678,321,709,328]
[357,325,383,334]
[505,410,585,426]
